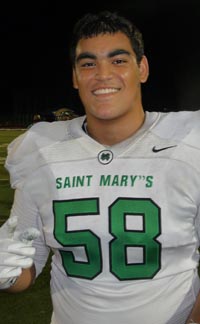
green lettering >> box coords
[120,175,128,186]
[75,176,85,187]
[86,175,93,186]
[64,177,71,188]
[130,175,137,186]
[111,175,119,186]
[56,177,62,189]
[100,175,111,186]
[146,176,153,188]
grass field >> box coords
[0,129,52,324]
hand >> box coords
[187,319,200,324]
[0,216,40,289]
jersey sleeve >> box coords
[3,121,69,276]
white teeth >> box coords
[93,88,118,95]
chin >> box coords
[95,112,116,120]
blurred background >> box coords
[0,0,200,127]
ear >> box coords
[72,69,78,89]
[139,55,149,83]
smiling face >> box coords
[73,32,149,124]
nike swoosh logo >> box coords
[152,145,177,153]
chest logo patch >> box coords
[152,145,177,153]
[98,150,114,164]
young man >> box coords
[0,10,200,324]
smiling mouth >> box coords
[93,88,120,95]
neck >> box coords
[86,109,145,146]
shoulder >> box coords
[5,116,85,187]
[158,109,200,124]
[150,110,200,143]
[7,116,85,157]
[6,120,68,164]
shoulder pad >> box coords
[5,121,68,188]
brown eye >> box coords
[81,62,96,68]
[113,59,126,65]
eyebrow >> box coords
[75,49,131,63]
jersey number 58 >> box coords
[53,198,161,281]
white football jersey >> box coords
[4,110,200,324]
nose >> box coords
[95,61,113,80]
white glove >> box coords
[0,216,40,289]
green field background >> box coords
[0,129,52,324]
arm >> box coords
[0,217,40,293]
[186,291,200,324]
[5,265,36,293]
[1,127,51,292]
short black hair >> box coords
[69,10,144,66]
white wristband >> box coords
[0,277,18,290]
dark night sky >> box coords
[1,0,200,119]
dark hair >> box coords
[69,11,144,66]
